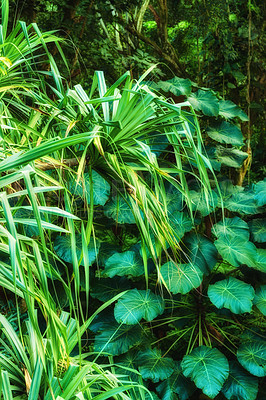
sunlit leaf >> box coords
[214,236,257,268]
[212,217,249,240]
[103,250,144,277]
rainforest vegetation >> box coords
[0,0,265,399]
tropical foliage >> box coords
[0,0,265,399]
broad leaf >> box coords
[255,249,266,273]
[248,218,266,243]
[90,277,131,302]
[181,346,229,398]
[188,90,219,116]
[156,361,196,400]
[189,190,218,217]
[253,285,266,315]
[94,321,142,356]
[237,341,266,377]
[207,122,244,146]
[216,179,244,201]
[137,348,175,383]
[68,170,110,205]
[208,277,255,314]
[169,211,193,239]
[157,77,192,96]
[219,100,248,121]
[114,289,164,324]
[254,179,266,206]
[160,261,203,294]
[104,196,136,224]
[103,250,144,277]
[225,191,259,215]
[54,234,100,266]
[184,233,218,274]
[214,236,257,268]
[222,361,259,400]
[212,217,249,240]
[216,145,248,168]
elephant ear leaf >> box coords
[214,235,257,268]
[222,361,259,400]
[253,285,266,315]
[237,341,266,377]
[207,121,244,146]
[54,234,100,266]
[103,250,144,278]
[208,277,255,314]
[114,289,164,325]
[188,89,219,116]
[181,346,229,398]
[248,219,266,243]
[137,348,175,383]
[254,179,266,206]
[69,170,110,205]
[160,261,203,294]
[157,76,192,96]
[184,233,218,274]
[212,217,249,240]
[104,196,136,224]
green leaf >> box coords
[157,77,192,96]
[253,285,266,315]
[54,234,100,266]
[103,250,144,277]
[237,341,266,377]
[212,217,249,240]
[137,348,175,383]
[68,170,110,205]
[188,90,219,116]
[94,321,142,356]
[222,361,258,400]
[219,100,248,121]
[214,236,257,268]
[156,361,196,400]
[216,145,248,168]
[255,249,266,273]
[181,346,229,398]
[189,190,218,217]
[225,192,259,215]
[104,196,136,224]
[248,219,266,243]
[90,277,131,302]
[254,179,266,206]
[169,211,193,239]
[208,277,255,314]
[160,261,203,294]
[184,233,218,274]
[114,289,164,325]
[207,122,244,146]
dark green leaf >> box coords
[212,217,249,240]
[254,179,266,206]
[225,192,259,215]
[103,250,144,277]
[90,277,131,302]
[237,341,266,377]
[253,285,266,315]
[222,361,258,400]
[208,277,255,314]
[160,261,203,294]
[214,236,257,268]
[104,196,136,224]
[248,219,266,243]
[255,249,266,273]
[169,211,193,239]
[54,234,99,266]
[181,346,229,398]
[216,145,248,168]
[188,90,219,116]
[184,233,218,274]
[68,170,110,205]
[189,190,218,217]
[137,348,175,383]
[207,122,244,146]
[219,100,248,121]
[114,289,164,324]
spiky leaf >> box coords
[114,289,164,324]
[253,285,266,315]
[237,341,266,377]
[137,348,175,383]
[160,261,203,294]
[207,122,244,146]
[181,346,229,398]
[208,277,255,314]
[222,361,258,400]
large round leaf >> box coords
[90,277,131,302]
[114,289,164,325]
[160,261,203,294]
[222,361,258,400]
[181,346,229,398]
[214,236,257,268]
[253,285,266,315]
[254,179,266,207]
[237,341,266,377]
[68,170,110,205]
[156,361,196,400]
[188,90,219,116]
[225,191,259,215]
[104,196,136,224]
[212,217,249,240]
[189,190,218,217]
[169,211,193,239]
[207,122,244,146]
[103,250,144,277]
[94,321,142,356]
[54,234,100,266]
[137,348,175,383]
[248,219,266,243]
[184,233,218,274]
[216,145,248,168]
[255,249,266,273]
[208,277,255,314]
[219,100,248,121]
[157,77,192,96]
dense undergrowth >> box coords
[0,1,265,399]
